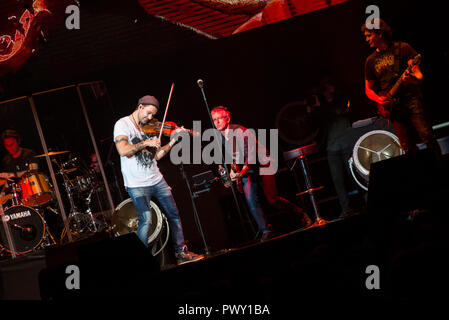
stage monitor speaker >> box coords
[39,232,159,299]
[367,149,441,213]
[78,232,160,296]
[0,254,46,300]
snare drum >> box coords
[0,205,46,255]
[19,172,53,207]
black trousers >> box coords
[390,97,441,158]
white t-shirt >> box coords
[113,116,163,187]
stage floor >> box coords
[1,153,448,311]
[1,201,448,310]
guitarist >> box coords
[362,18,441,157]
[211,106,311,242]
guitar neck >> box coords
[388,76,404,98]
[389,54,420,98]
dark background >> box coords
[0,0,447,251]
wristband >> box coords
[169,139,176,147]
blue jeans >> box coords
[242,176,269,233]
[126,178,185,253]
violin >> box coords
[142,118,198,137]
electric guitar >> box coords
[230,162,243,193]
[377,54,422,118]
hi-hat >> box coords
[34,151,70,158]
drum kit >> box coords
[0,150,109,258]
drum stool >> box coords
[283,143,332,227]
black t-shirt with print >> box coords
[364,41,422,99]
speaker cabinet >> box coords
[39,232,159,299]
[367,149,441,212]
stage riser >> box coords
[34,216,383,301]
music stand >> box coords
[192,170,218,198]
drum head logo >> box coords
[2,210,32,222]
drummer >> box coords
[0,129,38,182]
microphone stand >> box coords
[179,163,210,257]
[197,79,252,239]
[106,138,125,203]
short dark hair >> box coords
[361,18,392,42]
[1,129,20,143]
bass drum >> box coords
[0,205,46,255]
[112,198,166,248]
[349,130,404,191]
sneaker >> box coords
[175,246,204,265]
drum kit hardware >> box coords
[0,150,110,258]
[53,152,110,242]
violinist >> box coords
[113,95,203,265]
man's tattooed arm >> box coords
[115,136,142,157]
[115,135,161,158]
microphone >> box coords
[197,79,204,88]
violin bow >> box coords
[158,82,175,141]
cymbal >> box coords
[34,151,70,158]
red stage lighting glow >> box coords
[138,0,349,38]
[0,0,51,76]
